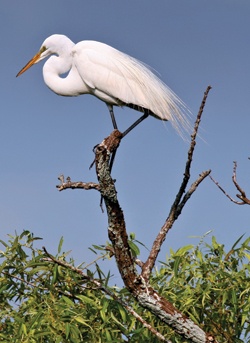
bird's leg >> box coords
[107,104,118,173]
[99,109,149,211]
[107,110,149,173]
[122,112,149,137]
[108,112,149,173]
[107,104,118,130]
[91,106,119,173]
[109,149,117,174]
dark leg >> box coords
[107,104,118,130]
[107,112,149,175]
[109,149,117,174]
[104,107,149,171]
[99,108,149,211]
[122,113,149,137]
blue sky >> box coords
[1,1,250,279]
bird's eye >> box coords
[40,46,47,53]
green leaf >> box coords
[129,232,136,240]
[117,303,127,322]
[58,236,64,254]
[231,289,237,306]
[231,234,245,250]
[75,316,91,328]
[77,295,97,305]
[65,322,71,338]
[222,291,228,305]
[111,312,126,329]
[175,245,194,256]
[173,256,181,276]
[21,323,27,335]
[52,264,58,284]
[105,328,112,341]
[91,244,105,251]
[0,239,8,248]
[128,241,140,257]
[62,295,75,306]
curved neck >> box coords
[43,55,88,96]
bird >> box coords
[16,34,189,137]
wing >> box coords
[73,40,189,132]
[73,41,148,105]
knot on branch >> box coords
[98,129,123,154]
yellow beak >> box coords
[16,52,41,77]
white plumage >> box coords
[17,34,189,134]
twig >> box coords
[232,161,250,204]
[209,161,250,205]
[1,271,48,292]
[209,174,243,205]
[141,86,212,281]
[57,174,100,191]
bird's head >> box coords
[16,34,74,77]
[16,45,50,77]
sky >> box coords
[1,1,250,282]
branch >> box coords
[56,174,100,191]
[2,270,48,292]
[232,161,250,204]
[94,129,139,291]
[141,86,212,280]
[210,161,250,205]
[94,127,216,342]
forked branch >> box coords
[93,115,216,343]
[210,161,250,205]
[141,86,212,280]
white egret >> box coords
[17,34,189,136]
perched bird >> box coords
[17,34,189,136]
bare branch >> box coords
[177,169,211,213]
[94,130,139,291]
[210,161,250,205]
[141,86,212,281]
[56,174,100,191]
[232,161,250,204]
[209,174,244,205]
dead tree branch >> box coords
[210,161,250,205]
[94,124,215,343]
[57,174,100,191]
[141,86,212,281]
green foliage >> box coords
[0,231,249,342]
[152,235,250,342]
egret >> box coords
[16,34,189,136]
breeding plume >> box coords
[17,34,189,135]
